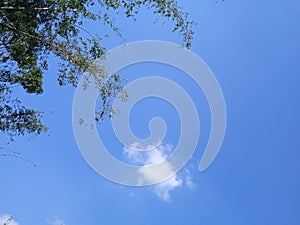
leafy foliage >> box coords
[0,0,194,141]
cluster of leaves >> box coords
[0,0,194,140]
[0,75,46,142]
[100,0,195,47]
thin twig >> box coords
[0,147,37,167]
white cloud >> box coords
[48,217,66,225]
[124,142,195,201]
[184,168,196,190]
[152,175,182,201]
[0,214,19,225]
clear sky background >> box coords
[1,0,300,224]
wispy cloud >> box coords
[184,168,196,190]
[152,174,183,201]
[0,214,19,225]
[47,217,66,225]
[124,142,195,201]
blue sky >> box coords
[1,0,300,224]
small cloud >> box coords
[152,174,182,201]
[184,168,196,190]
[124,142,195,201]
[47,217,66,225]
[0,214,19,225]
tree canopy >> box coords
[0,0,194,141]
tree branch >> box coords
[0,147,37,167]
